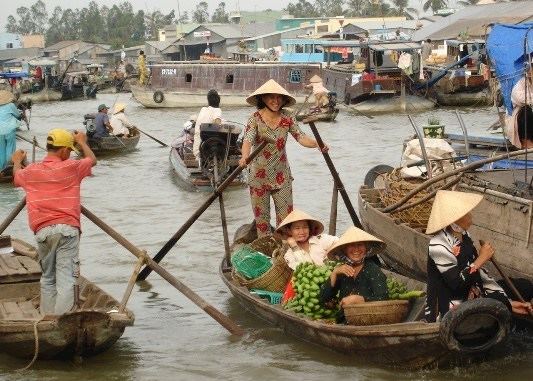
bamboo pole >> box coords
[328,182,338,235]
[119,256,145,313]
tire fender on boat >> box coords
[153,90,164,103]
[439,298,511,354]
[363,164,394,189]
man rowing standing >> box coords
[11,129,97,315]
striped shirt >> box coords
[14,155,93,233]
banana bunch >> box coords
[283,261,338,320]
[386,277,425,300]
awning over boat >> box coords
[367,42,422,52]
[486,23,533,114]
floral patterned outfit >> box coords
[244,110,306,236]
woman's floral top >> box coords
[243,110,306,190]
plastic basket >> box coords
[250,289,283,304]
[230,245,272,280]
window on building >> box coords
[185,73,192,82]
[317,25,328,33]
[226,74,234,84]
[295,44,304,53]
[289,69,302,83]
[6,43,13,49]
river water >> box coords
[0,95,531,380]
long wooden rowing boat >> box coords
[87,128,141,155]
[0,238,134,359]
[220,233,517,369]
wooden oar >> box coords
[303,117,363,229]
[479,240,533,317]
[137,139,271,281]
[81,206,245,336]
[16,133,45,151]
[134,126,168,147]
[0,198,26,236]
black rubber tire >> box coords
[363,164,394,188]
[153,90,164,103]
[439,298,511,354]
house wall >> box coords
[0,33,23,49]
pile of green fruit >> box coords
[386,277,425,300]
[283,262,338,320]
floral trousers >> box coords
[249,183,293,237]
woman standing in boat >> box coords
[238,79,326,237]
[276,209,338,270]
[423,190,531,322]
[319,227,389,323]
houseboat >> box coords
[131,62,321,108]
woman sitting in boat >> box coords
[110,103,134,137]
[507,64,533,148]
[423,190,532,322]
[238,79,327,237]
[319,227,388,323]
[276,209,338,270]
[304,75,329,112]
[515,105,533,148]
[192,89,222,163]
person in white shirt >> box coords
[276,209,338,270]
[110,103,134,137]
[192,89,222,162]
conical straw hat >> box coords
[276,209,324,236]
[326,227,385,259]
[113,103,126,114]
[246,79,296,107]
[309,75,322,83]
[0,90,14,105]
[425,190,483,234]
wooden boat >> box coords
[220,236,514,369]
[358,176,533,282]
[131,62,321,108]
[0,165,13,184]
[295,107,339,122]
[82,114,141,155]
[169,122,246,190]
[0,238,134,359]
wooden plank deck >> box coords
[0,298,41,320]
[0,254,41,284]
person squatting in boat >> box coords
[92,103,113,138]
[276,209,338,270]
[193,89,222,164]
[423,190,532,322]
[238,79,327,237]
[11,129,97,315]
[304,75,330,112]
[110,103,135,137]
[319,227,389,323]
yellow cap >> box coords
[47,129,77,152]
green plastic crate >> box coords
[250,289,283,304]
[231,246,272,280]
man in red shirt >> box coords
[12,129,96,314]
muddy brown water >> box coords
[1,94,531,380]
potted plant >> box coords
[423,116,445,138]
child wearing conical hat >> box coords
[276,209,338,270]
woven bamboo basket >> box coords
[344,300,409,326]
[231,235,292,292]
[379,169,434,228]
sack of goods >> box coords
[283,262,339,321]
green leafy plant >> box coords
[427,116,440,126]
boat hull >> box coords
[18,89,62,103]
[88,130,140,155]
[436,90,492,106]
[348,95,435,114]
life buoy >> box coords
[153,91,164,103]
[363,164,394,189]
[439,298,511,354]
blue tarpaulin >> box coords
[486,23,533,114]
[0,71,29,79]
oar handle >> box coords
[81,206,245,336]
[136,139,270,281]
[305,120,363,229]
[0,198,26,235]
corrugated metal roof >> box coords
[368,41,422,51]
[44,40,82,52]
[412,1,533,41]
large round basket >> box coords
[343,300,409,326]
[231,235,292,292]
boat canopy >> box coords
[486,23,533,114]
[0,71,29,79]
